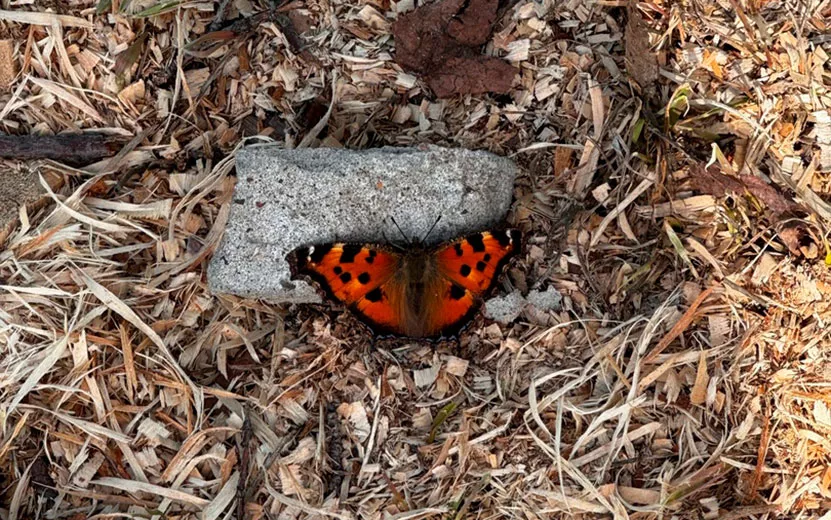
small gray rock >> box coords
[483,290,526,324]
[483,286,563,325]
[526,287,563,312]
[208,144,517,303]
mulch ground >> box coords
[1,0,830,518]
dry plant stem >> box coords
[749,397,772,501]
[108,125,158,193]
[642,286,715,365]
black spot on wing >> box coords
[460,264,471,277]
[449,283,466,300]
[309,243,332,264]
[476,261,487,272]
[494,230,513,247]
[454,243,464,257]
[333,266,342,275]
[365,287,383,302]
[358,272,370,284]
[483,253,491,261]
[467,233,486,253]
[340,244,362,263]
[339,272,352,283]
[366,250,377,264]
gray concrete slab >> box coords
[207,144,517,303]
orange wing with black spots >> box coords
[420,277,479,338]
[287,242,403,333]
[434,230,522,295]
[287,228,522,340]
[417,229,522,337]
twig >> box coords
[236,409,253,520]
[0,133,124,165]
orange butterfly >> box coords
[286,228,522,339]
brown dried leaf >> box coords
[690,164,800,217]
[114,33,148,77]
[690,350,709,406]
[337,401,371,442]
[742,175,797,216]
[392,0,515,97]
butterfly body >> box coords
[287,229,521,339]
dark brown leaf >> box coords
[392,0,516,97]
[690,164,801,217]
[740,175,798,217]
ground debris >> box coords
[624,2,660,97]
[690,164,802,217]
[1,0,831,517]
[392,0,516,97]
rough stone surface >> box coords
[208,144,517,302]
[483,290,525,324]
[526,287,563,312]
[483,287,563,324]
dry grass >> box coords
[1,0,831,519]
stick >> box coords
[0,133,124,165]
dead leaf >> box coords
[413,365,440,388]
[690,350,709,406]
[690,164,801,217]
[337,402,371,442]
[118,80,145,105]
[392,0,516,97]
[554,146,574,177]
[444,356,469,377]
[751,253,778,285]
[278,464,306,497]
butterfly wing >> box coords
[288,229,522,340]
[426,229,522,337]
[287,243,405,335]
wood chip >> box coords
[690,350,709,406]
[0,40,16,89]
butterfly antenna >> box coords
[389,216,411,245]
[421,216,442,243]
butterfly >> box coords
[286,227,522,340]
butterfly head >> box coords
[387,215,442,250]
